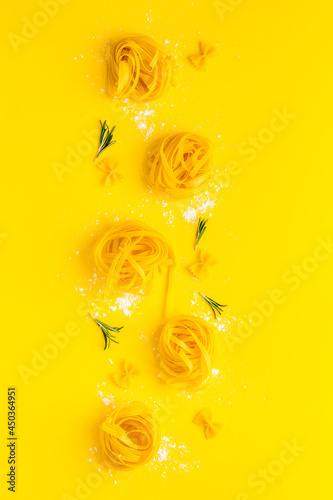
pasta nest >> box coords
[105,33,175,101]
[94,220,174,294]
[158,315,215,389]
[147,132,213,197]
[100,402,160,469]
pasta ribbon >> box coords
[193,408,223,439]
[100,402,160,469]
[105,34,175,102]
[189,41,218,72]
[94,221,175,312]
[158,315,215,389]
[189,250,219,280]
[112,360,140,390]
[147,132,213,197]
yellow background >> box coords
[1,0,333,499]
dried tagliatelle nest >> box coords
[158,315,216,389]
[94,220,175,296]
[100,401,160,469]
[105,33,176,102]
[146,132,213,197]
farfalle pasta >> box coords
[112,360,140,390]
[96,157,122,186]
[94,220,175,299]
[189,250,219,280]
[147,132,213,197]
[105,34,175,102]
[100,402,160,469]
[158,315,215,389]
[193,408,223,439]
[189,41,218,72]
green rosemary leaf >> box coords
[94,317,123,333]
[102,329,108,350]
[94,120,116,161]
[195,217,208,249]
[200,292,227,319]
[90,314,122,349]
[101,327,119,349]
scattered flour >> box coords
[152,437,199,473]
[97,385,114,406]
[157,448,168,462]
[101,398,112,406]
[109,293,141,317]
[122,102,157,140]
[183,208,197,223]
[182,192,216,223]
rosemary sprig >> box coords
[195,217,208,249]
[200,293,227,319]
[94,120,116,161]
[90,314,123,349]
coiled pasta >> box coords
[94,220,175,300]
[147,133,213,197]
[105,34,175,102]
[158,315,215,389]
[100,402,160,469]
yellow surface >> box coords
[1,1,333,499]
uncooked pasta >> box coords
[94,221,175,308]
[189,250,219,280]
[147,132,213,197]
[112,360,140,390]
[158,315,215,389]
[100,402,160,469]
[105,34,175,102]
[193,408,223,439]
[189,41,218,72]
[96,157,122,186]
